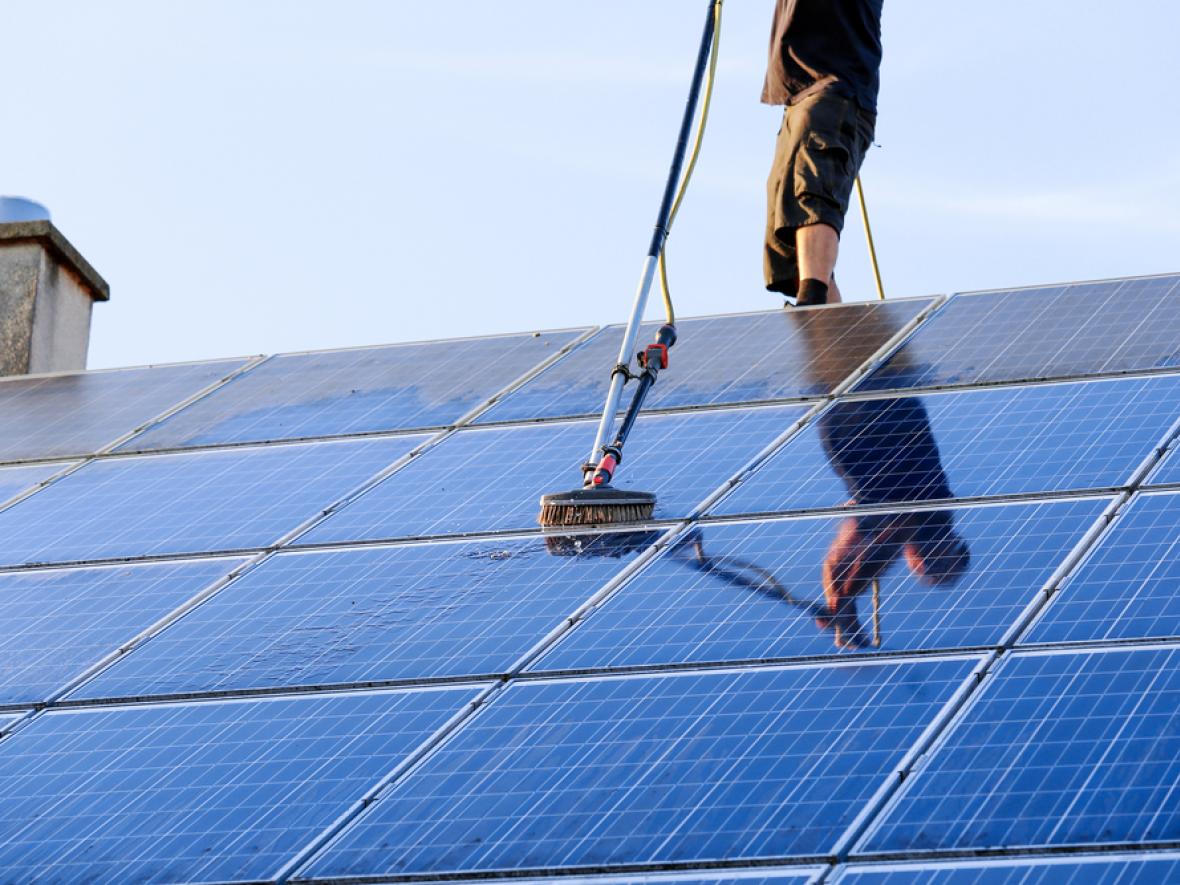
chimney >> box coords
[0,198,109,377]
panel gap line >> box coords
[698,486,1130,525]
[289,854,836,885]
[468,393,830,430]
[847,840,1180,865]
[514,644,999,683]
[1014,636,1180,654]
[842,363,1180,401]
[829,651,998,861]
[44,647,999,714]
[51,673,506,710]
[274,681,509,884]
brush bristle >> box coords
[538,502,655,527]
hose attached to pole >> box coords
[657,0,723,325]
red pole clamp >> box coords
[641,343,669,370]
[592,452,619,486]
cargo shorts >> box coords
[764,89,876,294]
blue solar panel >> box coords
[535,499,1109,671]
[835,854,1180,884]
[0,461,68,507]
[476,300,932,424]
[72,532,659,701]
[714,376,1180,517]
[859,646,1180,854]
[1027,492,1180,644]
[305,657,980,878]
[302,405,807,544]
[0,558,244,706]
[0,435,424,567]
[0,358,248,463]
[0,686,478,883]
[119,330,588,452]
[857,275,1180,392]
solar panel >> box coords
[857,646,1180,855]
[0,557,245,706]
[534,499,1109,672]
[118,330,589,452]
[0,685,479,883]
[476,300,933,425]
[0,461,69,507]
[713,375,1180,517]
[304,657,981,878]
[857,275,1180,392]
[302,405,808,545]
[833,854,1180,884]
[0,358,248,463]
[0,434,425,568]
[1027,492,1180,644]
[71,531,660,702]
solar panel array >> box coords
[0,274,1177,884]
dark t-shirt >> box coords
[762,0,884,112]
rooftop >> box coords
[0,273,1178,883]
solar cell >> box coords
[476,300,932,425]
[858,646,1180,854]
[305,656,980,878]
[119,329,589,452]
[302,405,808,544]
[857,274,1180,392]
[0,358,248,463]
[0,686,479,883]
[534,499,1109,671]
[1027,492,1180,644]
[0,558,245,706]
[72,531,660,701]
[834,854,1180,884]
[0,434,425,568]
[713,375,1180,517]
[0,461,69,507]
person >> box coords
[763,0,884,307]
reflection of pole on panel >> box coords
[871,578,882,647]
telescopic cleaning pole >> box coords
[585,0,721,478]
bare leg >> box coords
[796,222,842,303]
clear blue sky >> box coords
[4,1,1177,369]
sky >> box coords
[3,1,1178,370]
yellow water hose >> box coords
[656,0,723,326]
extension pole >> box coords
[587,0,719,472]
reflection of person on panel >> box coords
[795,310,971,648]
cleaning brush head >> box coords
[538,486,657,529]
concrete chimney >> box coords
[0,202,109,376]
